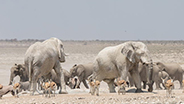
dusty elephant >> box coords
[69,63,94,89]
[9,64,28,85]
[156,62,183,89]
[139,63,169,90]
[90,41,153,93]
[24,37,67,95]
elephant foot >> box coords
[143,85,146,89]
[148,88,153,92]
[155,88,162,90]
[135,88,143,93]
[59,91,68,94]
[109,90,116,93]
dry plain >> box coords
[0,40,184,104]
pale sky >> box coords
[0,0,184,40]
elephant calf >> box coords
[138,63,170,91]
[0,85,14,98]
[9,64,28,85]
[70,63,94,89]
[156,62,183,89]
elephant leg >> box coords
[179,80,183,89]
[155,82,162,90]
[179,76,183,89]
[130,69,142,93]
[148,81,154,92]
[82,80,89,89]
[104,79,116,93]
[143,81,147,89]
[54,63,67,94]
[128,76,134,87]
[31,68,40,95]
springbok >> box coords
[161,77,174,97]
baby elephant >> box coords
[88,79,100,96]
[115,79,128,95]
[0,84,14,98]
[161,77,174,98]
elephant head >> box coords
[9,64,27,85]
[122,42,153,86]
[156,62,166,71]
[70,64,84,78]
[52,37,66,62]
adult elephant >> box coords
[70,63,94,89]
[156,62,183,89]
[90,41,153,93]
[24,37,67,95]
[9,64,28,85]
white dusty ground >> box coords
[0,40,184,104]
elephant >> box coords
[156,62,183,89]
[138,63,169,90]
[9,64,28,85]
[69,63,94,89]
[90,41,153,93]
[24,37,67,95]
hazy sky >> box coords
[0,0,184,40]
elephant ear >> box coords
[54,38,65,61]
[78,66,84,76]
[121,43,135,63]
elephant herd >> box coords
[0,37,184,98]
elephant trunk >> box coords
[146,61,153,87]
[9,74,14,85]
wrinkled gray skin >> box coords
[91,41,153,93]
[156,62,183,89]
[0,85,14,98]
[24,37,67,95]
[70,63,94,89]
[9,64,28,85]
[19,81,30,91]
[138,63,170,90]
